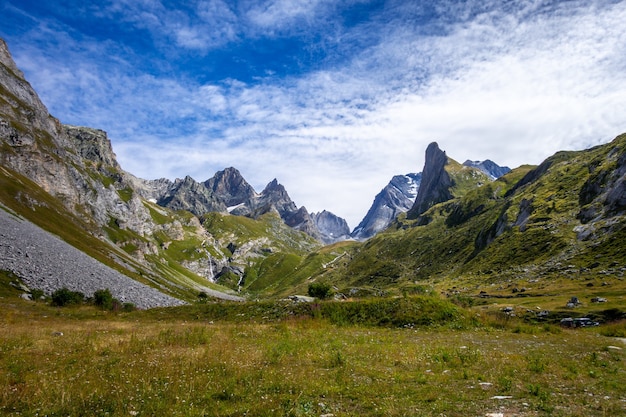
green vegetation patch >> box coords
[1,295,624,417]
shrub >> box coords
[308,282,333,300]
[30,288,45,301]
[93,289,114,310]
[51,287,84,307]
[197,291,209,303]
[122,302,136,312]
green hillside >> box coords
[273,135,626,319]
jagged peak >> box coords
[462,159,511,179]
[265,178,281,189]
[261,178,290,198]
[406,142,453,220]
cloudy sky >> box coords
[1,0,625,228]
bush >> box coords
[197,291,209,303]
[30,288,45,301]
[51,287,85,307]
[122,302,136,312]
[308,282,333,300]
[93,289,114,310]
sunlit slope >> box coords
[294,134,626,297]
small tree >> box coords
[93,289,114,310]
[51,287,84,307]
[308,282,333,300]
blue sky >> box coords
[1,0,625,228]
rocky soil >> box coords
[0,205,186,309]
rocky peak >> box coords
[463,159,511,179]
[204,167,257,208]
[312,210,351,244]
[258,179,298,216]
[158,176,226,215]
[406,142,453,220]
[352,173,422,240]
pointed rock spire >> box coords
[406,142,453,220]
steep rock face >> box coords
[0,40,60,140]
[352,173,422,240]
[578,136,626,223]
[204,167,257,213]
[407,142,453,220]
[157,175,225,215]
[0,39,157,237]
[0,39,78,202]
[65,125,120,169]
[463,159,511,179]
[312,210,351,244]
[255,179,299,217]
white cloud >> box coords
[244,0,330,32]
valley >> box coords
[1,33,626,416]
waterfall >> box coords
[206,251,215,282]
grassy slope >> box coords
[0,165,234,302]
[1,286,625,417]
[278,135,626,319]
[201,212,323,295]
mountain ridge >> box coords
[0,37,319,302]
[2,36,625,305]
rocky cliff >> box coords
[0,37,327,301]
[352,173,422,240]
[406,142,454,220]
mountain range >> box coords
[1,37,624,306]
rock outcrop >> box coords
[407,142,454,220]
[578,137,626,223]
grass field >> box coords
[1,289,625,417]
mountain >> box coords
[312,210,351,244]
[278,136,626,298]
[3,35,625,305]
[0,37,322,301]
[205,167,257,211]
[351,159,509,240]
[156,175,226,215]
[136,168,347,244]
[351,173,421,240]
[463,159,511,179]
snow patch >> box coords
[227,203,245,213]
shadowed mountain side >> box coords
[406,142,454,220]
